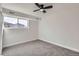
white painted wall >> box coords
[3,20,39,47]
[0,4,3,54]
[1,3,39,47]
[39,3,79,52]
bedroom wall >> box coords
[1,3,39,47]
[3,20,39,47]
[39,3,79,52]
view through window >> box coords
[4,16,28,28]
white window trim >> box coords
[3,15,29,29]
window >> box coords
[4,16,28,28]
[18,19,28,28]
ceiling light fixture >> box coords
[40,9,44,12]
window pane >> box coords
[19,19,28,27]
[4,16,17,27]
[4,16,17,24]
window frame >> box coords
[3,16,29,29]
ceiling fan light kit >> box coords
[40,9,44,12]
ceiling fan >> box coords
[33,3,53,13]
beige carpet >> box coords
[2,40,79,56]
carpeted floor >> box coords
[2,40,79,56]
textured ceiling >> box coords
[1,3,53,18]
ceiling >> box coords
[1,3,53,18]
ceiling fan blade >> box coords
[33,9,40,12]
[35,3,41,8]
[44,5,53,9]
[40,4,44,8]
[43,10,46,13]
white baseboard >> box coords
[3,38,79,53]
[40,39,79,53]
[3,39,36,48]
